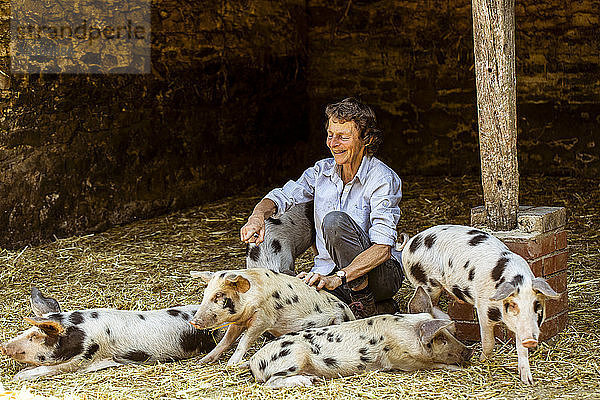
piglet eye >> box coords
[534,301,542,312]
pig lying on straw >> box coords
[249,287,473,387]
[1,287,220,380]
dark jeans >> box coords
[322,211,404,303]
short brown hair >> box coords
[325,97,383,156]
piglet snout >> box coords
[189,319,204,330]
[521,338,538,348]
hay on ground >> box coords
[0,176,599,400]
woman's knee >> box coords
[322,211,352,242]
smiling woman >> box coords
[240,97,404,319]
[326,119,366,183]
[324,98,383,183]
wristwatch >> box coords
[335,270,347,285]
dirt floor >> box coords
[0,175,599,399]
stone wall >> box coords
[306,0,600,176]
[0,0,309,249]
[0,0,598,248]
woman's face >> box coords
[326,118,367,173]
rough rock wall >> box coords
[0,0,598,249]
[0,0,308,249]
[306,0,600,176]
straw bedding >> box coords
[1,175,598,399]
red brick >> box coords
[541,233,558,255]
[503,231,559,260]
[546,291,569,318]
[493,324,514,342]
[529,259,543,276]
[455,322,481,342]
[504,241,530,259]
[540,315,559,341]
[448,301,476,321]
[539,311,569,341]
[545,270,568,293]
[555,230,568,251]
[556,311,569,333]
[542,250,569,275]
[456,318,565,343]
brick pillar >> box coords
[449,206,569,342]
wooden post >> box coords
[471,0,519,231]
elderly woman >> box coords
[240,98,403,318]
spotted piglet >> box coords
[399,224,561,384]
[0,287,219,380]
[249,286,472,388]
[246,202,315,275]
[189,268,354,366]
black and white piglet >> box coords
[189,268,354,366]
[249,287,472,388]
[399,224,561,384]
[246,202,315,275]
[0,287,220,380]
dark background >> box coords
[0,0,598,248]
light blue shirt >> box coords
[265,156,402,275]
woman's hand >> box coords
[240,198,277,244]
[297,271,342,291]
[240,215,266,244]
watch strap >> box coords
[336,270,347,285]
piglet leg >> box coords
[13,360,81,381]
[227,321,270,366]
[478,313,496,361]
[431,363,463,371]
[14,366,60,381]
[516,333,533,384]
[265,375,319,388]
[83,358,123,372]
[199,324,245,364]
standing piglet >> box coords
[399,224,561,384]
[0,287,219,380]
[189,268,354,366]
[245,202,315,275]
[249,286,472,388]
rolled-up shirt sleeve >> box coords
[368,175,402,246]
[264,165,317,218]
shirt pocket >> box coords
[349,201,371,229]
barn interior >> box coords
[0,1,599,399]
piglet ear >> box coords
[224,274,251,293]
[408,286,433,314]
[190,271,214,284]
[532,278,560,299]
[418,319,454,345]
[23,316,64,336]
[30,287,61,317]
[489,282,516,301]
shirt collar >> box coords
[354,155,371,184]
[323,156,371,184]
[323,159,336,177]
